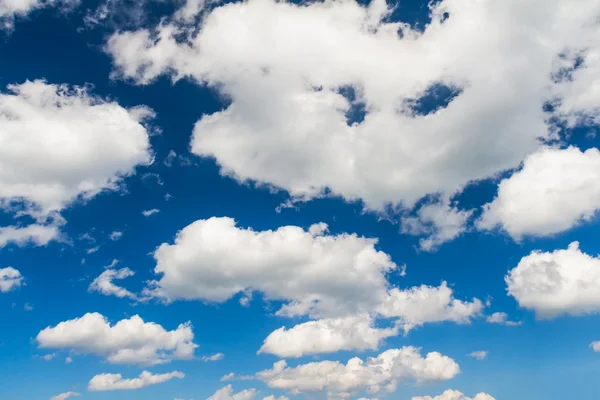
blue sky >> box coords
[1,0,600,399]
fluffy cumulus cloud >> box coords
[257,347,459,399]
[0,0,79,30]
[485,312,521,326]
[479,147,600,239]
[467,351,487,361]
[89,267,137,300]
[36,312,197,365]
[206,385,257,400]
[412,390,496,400]
[0,223,60,248]
[258,315,400,358]
[88,370,184,391]
[49,391,80,400]
[0,80,152,218]
[506,242,600,318]
[145,217,482,356]
[106,0,600,223]
[0,266,23,292]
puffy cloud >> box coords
[89,268,137,300]
[401,202,473,251]
[36,312,197,365]
[142,208,160,217]
[467,351,487,360]
[145,217,397,318]
[257,347,459,399]
[0,224,60,248]
[258,315,400,358]
[206,385,257,400]
[42,353,56,361]
[106,0,600,215]
[411,390,496,400]
[377,282,483,333]
[0,0,79,30]
[506,242,600,318]
[65,356,73,364]
[590,341,600,352]
[49,391,80,400]
[479,147,600,239]
[88,370,184,391]
[262,396,289,400]
[0,80,152,217]
[0,267,23,292]
[485,312,522,326]
[202,352,224,362]
[109,231,123,241]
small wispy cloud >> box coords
[142,209,160,217]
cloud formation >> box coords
[0,267,23,292]
[88,370,184,391]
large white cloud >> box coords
[479,147,600,239]
[145,217,482,356]
[506,242,600,318]
[0,266,23,292]
[36,312,197,365]
[412,390,496,400]
[106,0,600,216]
[257,346,459,399]
[0,80,152,218]
[88,370,184,391]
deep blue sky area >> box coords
[1,1,600,400]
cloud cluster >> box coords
[36,312,197,365]
[206,385,257,400]
[257,347,459,399]
[507,242,600,318]
[88,370,184,391]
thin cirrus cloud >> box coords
[49,391,80,400]
[36,312,197,366]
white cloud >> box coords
[24,303,33,311]
[109,231,123,241]
[377,282,483,333]
[88,370,184,391]
[479,147,600,239]
[467,351,487,360]
[590,341,600,352]
[0,0,79,30]
[206,385,257,400]
[485,312,522,327]
[411,390,496,400]
[0,80,152,218]
[50,391,80,400]
[0,267,23,292]
[257,346,459,399]
[262,396,289,400]
[401,201,473,251]
[145,217,481,356]
[202,352,224,362]
[89,267,137,300]
[0,224,60,248]
[65,356,73,364]
[259,315,400,358]
[36,312,197,365]
[220,373,235,382]
[106,0,600,217]
[507,242,600,318]
[87,246,100,254]
[142,208,160,217]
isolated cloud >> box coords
[206,385,257,400]
[412,390,496,400]
[49,391,80,400]
[0,267,23,292]
[202,352,224,362]
[109,231,123,241]
[88,370,184,391]
[106,0,600,216]
[479,147,600,239]
[0,80,152,217]
[0,224,60,248]
[485,312,521,326]
[507,242,600,318]
[258,347,458,399]
[590,341,600,352]
[142,208,160,217]
[36,312,197,365]
[89,268,137,300]
[467,351,487,361]
[258,315,400,358]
